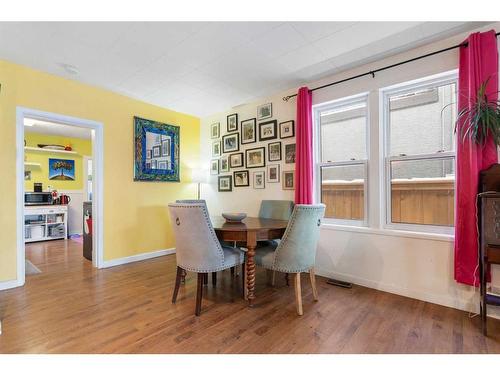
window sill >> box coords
[320,223,455,243]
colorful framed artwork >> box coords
[233,170,249,187]
[210,159,219,175]
[220,155,229,173]
[222,133,240,153]
[267,164,280,183]
[285,143,296,164]
[245,147,265,168]
[268,141,281,162]
[218,175,232,192]
[259,120,278,141]
[211,122,220,139]
[229,152,244,168]
[134,116,180,182]
[241,118,257,144]
[280,120,295,139]
[227,113,238,132]
[212,140,221,157]
[283,170,295,190]
[253,171,265,189]
[257,103,272,120]
[49,158,75,181]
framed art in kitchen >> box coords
[222,133,240,153]
[241,118,256,144]
[218,175,232,192]
[259,120,277,141]
[245,147,265,168]
[279,120,295,139]
[227,113,238,132]
[134,116,179,182]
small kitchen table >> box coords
[211,216,288,306]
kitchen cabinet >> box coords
[24,205,68,243]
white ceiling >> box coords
[25,118,92,139]
[0,22,490,117]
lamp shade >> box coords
[191,168,208,184]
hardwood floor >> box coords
[0,239,499,353]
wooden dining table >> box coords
[211,216,289,306]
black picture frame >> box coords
[222,132,240,153]
[211,122,220,139]
[258,119,278,141]
[268,141,282,162]
[210,159,219,175]
[245,147,266,169]
[233,170,250,187]
[152,145,161,158]
[212,140,221,157]
[227,113,238,132]
[279,120,295,139]
[285,143,296,164]
[257,103,272,120]
[218,175,232,192]
[229,152,244,168]
[241,118,257,144]
[161,139,170,156]
[220,155,229,173]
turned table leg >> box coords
[246,230,257,306]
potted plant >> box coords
[454,78,500,145]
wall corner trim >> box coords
[100,248,176,268]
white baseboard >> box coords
[101,248,175,268]
[315,267,500,320]
[0,278,24,291]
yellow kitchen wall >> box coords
[0,59,200,282]
[24,132,92,191]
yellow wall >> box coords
[24,132,92,191]
[0,59,200,282]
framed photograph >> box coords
[233,170,250,187]
[161,138,170,156]
[218,175,232,192]
[253,171,265,189]
[212,140,221,157]
[49,158,75,181]
[211,122,220,139]
[285,143,296,164]
[227,113,238,132]
[259,120,278,141]
[210,159,219,175]
[268,141,282,162]
[267,164,280,183]
[280,120,295,139]
[241,118,257,144]
[220,155,229,173]
[283,170,295,190]
[222,133,240,153]
[133,116,180,182]
[245,147,265,169]
[257,103,272,120]
[229,152,244,168]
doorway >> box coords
[16,107,104,287]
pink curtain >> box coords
[295,87,313,204]
[455,30,498,286]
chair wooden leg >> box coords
[294,273,303,316]
[231,266,235,277]
[309,268,319,301]
[203,273,208,285]
[195,273,204,316]
[212,272,217,286]
[172,266,183,303]
[180,268,187,284]
[242,263,247,299]
[271,271,276,286]
[285,273,290,286]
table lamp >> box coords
[191,168,208,200]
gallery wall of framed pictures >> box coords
[210,101,296,193]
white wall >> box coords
[201,23,500,317]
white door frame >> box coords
[83,155,93,202]
[15,107,105,287]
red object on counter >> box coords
[86,218,92,235]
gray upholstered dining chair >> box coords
[254,204,325,316]
[259,200,295,221]
[168,202,245,316]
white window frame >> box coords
[379,70,458,235]
[313,92,370,227]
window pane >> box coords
[321,164,365,221]
[390,157,455,226]
[320,100,367,162]
[389,82,457,156]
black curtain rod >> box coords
[282,31,500,102]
